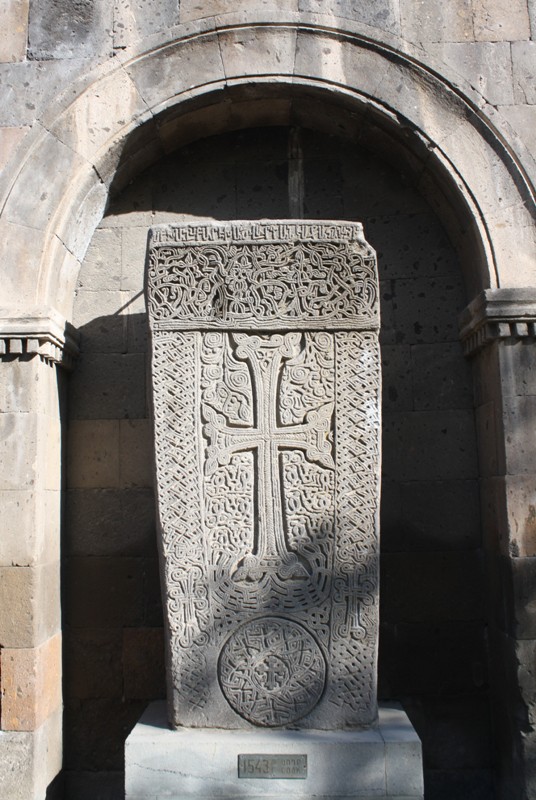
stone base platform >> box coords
[125,702,423,800]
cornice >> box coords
[460,289,536,356]
[0,308,80,370]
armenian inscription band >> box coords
[147,221,381,730]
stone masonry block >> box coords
[411,342,473,410]
[503,396,536,475]
[0,633,62,730]
[392,276,467,344]
[509,556,536,639]
[63,628,123,700]
[475,400,503,478]
[0,126,27,171]
[64,557,145,627]
[427,42,514,106]
[236,158,290,219]
[114,0,179,49]
[498,340,536,399]
[0,562,60,648]
[473,0,530,41]
[218,27,296,79]
[400,0,473,43]
[381,345,413,411]
[67,419,120,489]
[381,550,484,622]
[366,212,459,282]
[0,0,29,62]
[28,0,113,59]
[382,409,478,481]
[0,708,62,800]
[69,353,146,420]
[0,412,38,491]
[0,356,42,414]
[151,159,237,224]
[498,104,536,159]
[65,488,156,557]
[381,479,481,552]
[180,0,298,21]
[78,227,122,291]
[121,226,150,291]
[298,0,400,35]
[0,490,60,567]
[73,290,127,353]
[512,42,536,106]
[505,475,536,558]
[122,627,165,699]
[119,419,153,488]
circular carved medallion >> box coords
[218,617,326,727]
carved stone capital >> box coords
[0,308,80,370]
[460,289,536,356]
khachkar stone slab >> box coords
[146,221,381,730]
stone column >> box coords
[461,289,536,800]
[0,310,78,800]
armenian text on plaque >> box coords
[147,221,381,730]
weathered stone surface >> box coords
[512,41,536,105]
[503,396,536,475]
[298,0,401,35]
[218,27,296,79]
[0,126,27,172]
[64,557,146,627]
[427,42,514,106]
[123,627,166,699]
[69,353,146,419]
[180,0,298,21]
[28,0,113,59]
[119,419,153,488]
[67,420,121,489]
[65,488,156,556]
[382,410,478,481]
[392,276,467,344]
[411,342,473,410]
[400,0,473,42]
[113,0,179,49]
[0,633,62,730]
[381,479,481,551]
[504,475,536,558]
[0,708,62,800]
[73,290,127,353]
[498,104,536,157]
[63,628,123,699]
[0,562,60,648]
[77,228,122,291]
[147,221,381,730]
[0,0,29,62]
[473,0,531,40]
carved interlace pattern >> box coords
[219,617,326,727]
[147,222,380,729]
[148,223,378,330]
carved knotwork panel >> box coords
[147,222,381,730]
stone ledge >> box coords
[460,289,536,356]
[0,307,79,369]
[125,702,423,799]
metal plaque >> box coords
[238,754,308,779]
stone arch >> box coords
[1,12,534,323]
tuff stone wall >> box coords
[0,2,535,800]
[64,127,489,798]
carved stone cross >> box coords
[147,221,381,730]
[202,331,334,583]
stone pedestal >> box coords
[125,702,423,800]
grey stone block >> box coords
[367,213,460,282]
[28,0,113,59]
[381,551,484,622]
[427,42,514,106]
[63,771,124,800]
[499,340,536,398]
[509,556,536,639]
[64,556,146,627]
[0,0,29,62]
[73,290,127,354]
[297,0,401,36]
[400,0,473,43]
[381,345,413,411]
[473,0,531,41]
[236,160,289,219]
[381,479,481,551]
[78,228,122,291]
[69,353,147,419]
[503,396,536,475]
[392,276,467,344]
[411,342,473,410]
[151,159,237,223]
[0,59,90,126]
[302,158,344,220]
[65,488,156,557]
[498,104,536,158]
[512,42,536,106]
[382,410,478,481]
[63,628,123,699]
[113,0,179,49]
